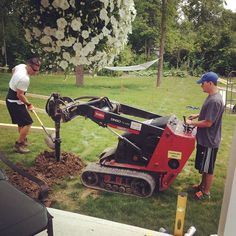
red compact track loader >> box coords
[46,93,196,197]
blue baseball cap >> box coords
[197,72,218,84]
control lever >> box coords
[183,115,194,133]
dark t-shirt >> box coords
[196,93,224,148]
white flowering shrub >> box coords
[20,0,136,71]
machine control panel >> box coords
[167,115,178,131]
[168,115,196,136]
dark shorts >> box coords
[195,144,218,175]
[6,100,33,127]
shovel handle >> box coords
[32,109,52,138]
[32,110,44,127]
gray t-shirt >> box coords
[196,93,224,148]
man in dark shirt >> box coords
[186,72,224,200]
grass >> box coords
[0,72,235,235]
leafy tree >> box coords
[1,0,235,78]
[182,0,225,28]
[130,0,181,85]
[157,0,168,86]
[218,10,236,74]
[20,0,136,86]
[0,0,31,68]
[130,0,161,60]
[179,0,235,75]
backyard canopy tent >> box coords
[104,59,159,71]
[0,167,53,236]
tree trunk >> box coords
[157,0,168,87]
[147,40,151,60]
[145,39,148,60]
[177,50,180,69]
[2,16,8,66]
[75,65,84,87]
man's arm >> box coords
[188,114,199,120]
[16,89,34,111]
[16,89,31,105]
[186,113,213,127]
[186,118,213,128]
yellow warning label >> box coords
[168,151,182,160]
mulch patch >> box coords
[7,151,85,206]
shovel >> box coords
[32,110,55,149]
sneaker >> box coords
[14,142,30,154]
[194,190,211,200]
[192,184,203,192]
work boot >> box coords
[23,138,30,147]
[14,141,30,154]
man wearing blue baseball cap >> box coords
[196,71,219,84]
[185,71,224,200]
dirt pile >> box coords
[7,151,85,206]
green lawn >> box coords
[0,72,235,235]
